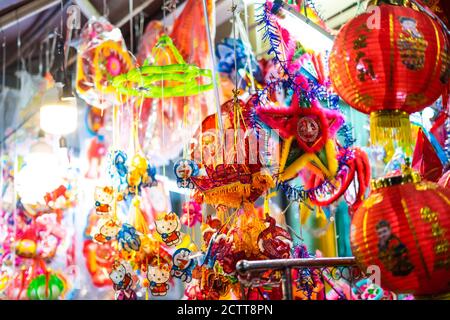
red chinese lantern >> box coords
[351,169,450,296]
[329,0,450,154]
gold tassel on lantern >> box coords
[370,110,414,158]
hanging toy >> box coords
[109,150,128,189]
[116,224,141,252]
[134,236,172,273]
[216,37,263,91]
[295,268,325,300]
[257,215,292,259]
[43,185,69,209]
[308,147,371,212]
[112,35,214,98]
[126,153,157,194]
[109,261,137,300]
[155,212,182,246]
[76,17,132,109]
[85,136,107,179]
[93,40,134,96]
[15,228,38,259]
[27,273,65,300]
[171,248,196,283]
[352,279,384,301]
[174,159,199,189]
[82,239,116,287]
[189,96,275,209]
[256,93,343,183]
[127,154,147,194]
[180,201,202,227]
[203,270,232,300]
[142,164,158,189]
[94,186,115,216]
[147,263,171,296]
[329,1,450,156]
[93,219,121,243]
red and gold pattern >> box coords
[329,2,450,154]
[351,171,450,296]
[190,97,274,208]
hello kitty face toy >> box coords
[110,261,133,291]
[109,261,137,300]
[94,186,114,216]
[155,212,181,246]
[174,160,198,189]
[94,219,121,243]
[171,248,195,283]
[147,264,171,296]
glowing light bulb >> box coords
[40,86,78,135]
[16,139,64,205]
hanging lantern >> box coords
[27,273,65,300]
[329,0,450,155]
[189,96,275,209]
[351,167,450,297]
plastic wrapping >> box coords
[76,17,133,109]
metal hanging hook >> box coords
[103,0,110,18]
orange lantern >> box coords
[329,1,450,154]
[351,168,450,297]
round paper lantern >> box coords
[27,274,65,300]
[351,170,450,296]
[329,1,450,152]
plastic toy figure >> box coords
[94,186,114,216]
[117,224,141,252]
[171,248,195,283]
[155,212,182,246]
[147,264,170,296]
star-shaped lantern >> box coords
[256,93,344,182]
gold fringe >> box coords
[370,111,413,160]
[203,172,274,208]
[203,182,251,208]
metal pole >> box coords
[116,0,155,28]
[237,257,357,273]
[282,268,293,300]
[0,0,60,31]
[73,0,101,19]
